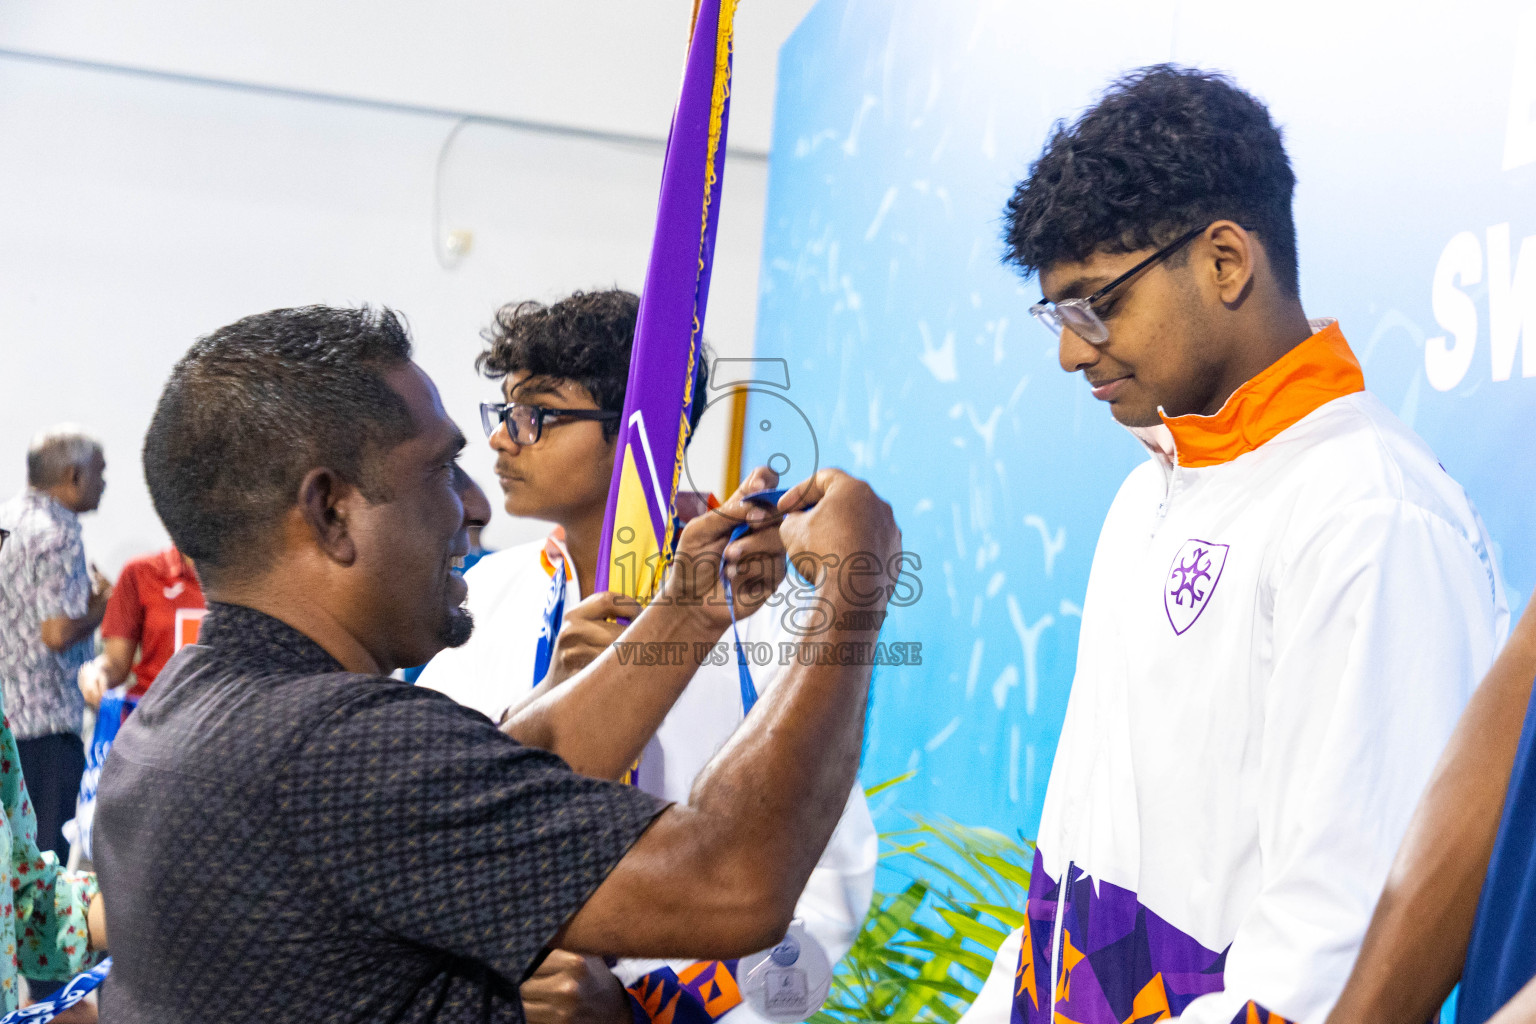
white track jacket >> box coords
[962,320,1507,1024]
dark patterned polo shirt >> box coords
[94,602,666,1023]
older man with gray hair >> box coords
[0,425,110,867]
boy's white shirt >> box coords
[961,320,1508,1024]
[416,537,877,1019]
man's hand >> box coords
[520,950,630,1024]
[778,469,901,602]
[657,466,787,631]
[544,592,642,689]
[78,657,111,710]
[87,563,113,619]
[503,467,808,779]
[76,636,134,710]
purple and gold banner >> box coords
[595,0,739,600]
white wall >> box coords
[0,1,811,574]
[0,0,808,154]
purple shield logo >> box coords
[1165,539,1230,635]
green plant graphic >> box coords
[812,773,1035,1024]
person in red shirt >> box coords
[78,547,205,711]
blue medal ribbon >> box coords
[721,489,808,715]
[719,564,760,714]
[0,959,111,1024]
[531,554,569,687]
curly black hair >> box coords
[143,305,416,583]
[476,288,711,442]
[1004,65,1299,296]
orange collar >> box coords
[1160,320,1364,468]
[539,526,575,580]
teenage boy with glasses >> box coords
[416,289,875,1024]
[959,66,1506,1024]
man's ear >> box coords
[1205,220,1256,308]
[297,467,359,566]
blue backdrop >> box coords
[742,0,1536,841]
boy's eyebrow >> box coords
[1047,275,1110,303]
[508,377,563,400]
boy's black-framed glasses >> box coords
[1029,224,1207,345]
[480,401,620,445]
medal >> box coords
[738,920,833,1022]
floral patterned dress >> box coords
[0,713,100,1011]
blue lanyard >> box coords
[531,558,568,687]
[0,958,110,1023]
[721,489,801,716]
[720,561,760,714]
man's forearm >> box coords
[97,636,136,684]
[503,599,728,779]
[40,608,104,653]
[555,470,899,960]
[684,615,878,929]
[556,610,880,960]
[1328,601,1536,1024]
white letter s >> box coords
[1425,231,1482,392]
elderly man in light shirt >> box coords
[0,425,113,1013]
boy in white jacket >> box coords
[961,66,1506,1024]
